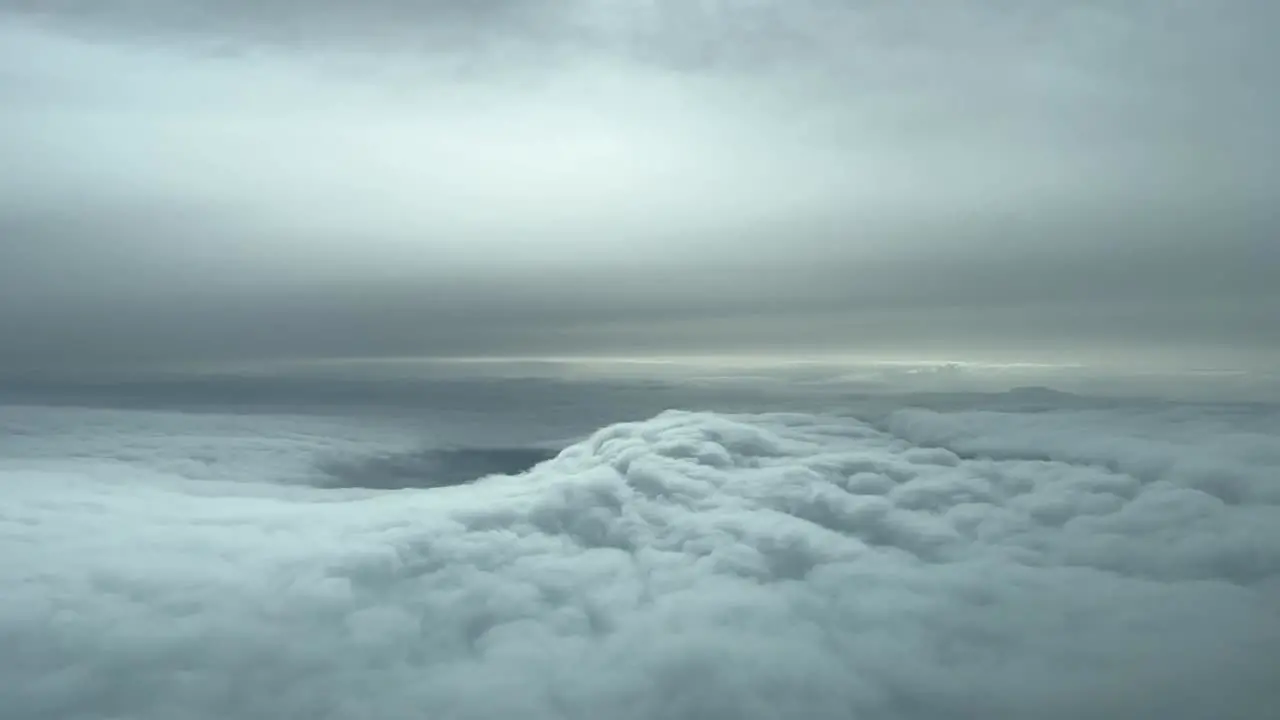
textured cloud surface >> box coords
[2,398,1279,719]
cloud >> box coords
[316,446,560,490]
[10,0,578,56]
[1,3,1277,369]
[2,396,1279,719]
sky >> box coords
[5,7,1280,715]
[1,1,1277,374]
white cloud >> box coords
[1,399,1279,719]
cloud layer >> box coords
[1,2,1277,369]
[3,397,1278,719]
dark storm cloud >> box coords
[1,2,1277,373]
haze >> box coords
[2,1,1276,373]
[4,6,1280,719]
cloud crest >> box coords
[3,401,1279,718]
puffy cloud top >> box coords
[2,399,1279,719]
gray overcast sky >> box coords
[1,1,1277,373]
